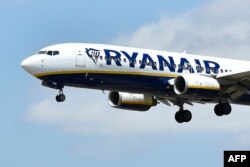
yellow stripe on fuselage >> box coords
[34,70,179,78]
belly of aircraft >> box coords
[38,72,250,105]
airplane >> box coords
[21,43,250,123]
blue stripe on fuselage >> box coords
[38,73,174,95]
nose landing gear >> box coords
[41,81,66,102]
[56,89,66,102]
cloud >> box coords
[25,89,250,136]
[25,0,250,144]
[115,0,250,59]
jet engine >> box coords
[174,74,220,98]
[108,92,157,111]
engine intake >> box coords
[108,92,157,111]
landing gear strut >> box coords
[55,89,66,102]
[214,103,231,116]
[175,106,192,123]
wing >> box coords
[217,70,250,85]
[158,71,250,106]
[216,70,250,100]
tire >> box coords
[175,111,184,123]
[214,104,223,116]
[59,94,66,102]
[222,103,232,115]
[183,110,192,122]
[56,95,61,102]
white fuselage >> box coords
[21,43,250,104]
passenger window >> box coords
[47,51,53,56]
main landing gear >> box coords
[173,101,232,123]
[175,106,192,123]
[214,103,232,116]
[55,89,66,102]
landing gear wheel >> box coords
[214,104,223,116]
[183,110,192,122]
[214,103,232,116]
[55,90,66,102]
[175,111,184,123]
[56,95,60,102]
[175,109,192,123]
[56,94,66,102]
[59,94,66,102]
[222,103,231,115]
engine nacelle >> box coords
[108,92,157,111]
[174,75,220,98]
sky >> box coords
[1,0,250,167]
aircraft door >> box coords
[76,50,85,67]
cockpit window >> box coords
[38,51,47,54]
[47,51,53,56]
[38,50,60,56]
[47,50,59,56]
[53,51,59,56]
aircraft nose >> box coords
[21,55,41,75]
[21,58,30,69]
